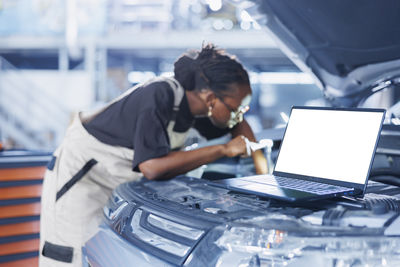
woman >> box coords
[39,44,267,266]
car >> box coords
[84,174,400,267]
[83,1,400,266]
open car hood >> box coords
[245,0,400,107]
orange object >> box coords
[0,166,46,181]
[0,185,42,200]
[0,155,48,267]
[0,203,41,219]
[0,221,40,237]
[0,257,38,267]
[0,238,39,256]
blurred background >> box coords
[0,0,325,151]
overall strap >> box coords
[161,77,185,119]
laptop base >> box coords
[209,177,355,202]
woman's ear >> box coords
[200,89,216,107]
[187,89,216,117]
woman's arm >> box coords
[231,120,269,174]
[139,135,247,180]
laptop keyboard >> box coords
[241,175,351,195]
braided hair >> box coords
[174,43,250,97]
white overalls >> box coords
[39,77,188,266]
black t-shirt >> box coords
[83,79,229,172]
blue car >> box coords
[84,173,400,266]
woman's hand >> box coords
[224,136,269,174]
[223,135,248,157]
[230,120,269,174]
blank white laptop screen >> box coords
[274,108,383,184]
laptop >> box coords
[210,106,385,202]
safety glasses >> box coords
[219,95,251,128]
